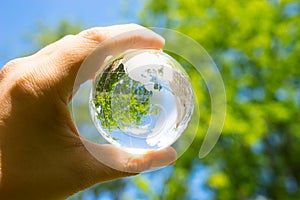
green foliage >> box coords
[141,0,300,199]
[92,59,155,132]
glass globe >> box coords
[89,49,194,154]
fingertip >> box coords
[134,28,165,50]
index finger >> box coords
[45,24,165,101]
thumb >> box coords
[81,140,177,175]
[68,141,177,192]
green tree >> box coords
[139,0,300,199]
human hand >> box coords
[0,24,177,200]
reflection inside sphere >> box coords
[89,49,194,154]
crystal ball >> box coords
[89,49,194,154]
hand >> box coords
[0,24,177,200]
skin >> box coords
[0,24,177,200]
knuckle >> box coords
[2,58,22,73]
[10,67,47,100]
[79,28,107,42]
[4,59,20,68]
[13,73,38,96]
[0,58,27,84]
[55,34,95,62]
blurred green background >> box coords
[1,0,300,199]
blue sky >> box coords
[0,0,143,67]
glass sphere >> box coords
[89,49,194,154]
